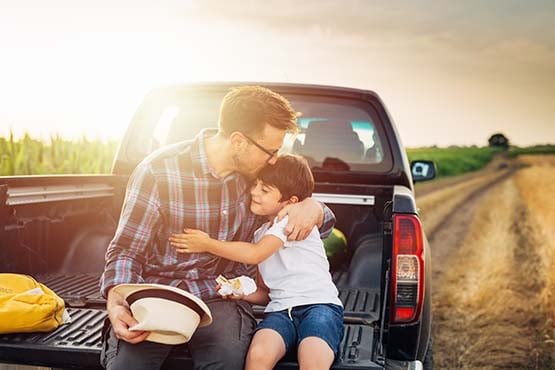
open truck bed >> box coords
[0,274,382,370]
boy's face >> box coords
[249,179,287,217]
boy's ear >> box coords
[288,195,299,204]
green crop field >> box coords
[507,144,555,157]
[0,132,118,176]
[406,146,503,178]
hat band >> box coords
[126,289,205,318]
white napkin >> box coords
[215,275,257,297]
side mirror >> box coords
[410,160,436,182]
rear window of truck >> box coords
[137,91,392,173]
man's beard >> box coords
[232,153,262,180]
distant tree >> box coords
[488,133,509,149]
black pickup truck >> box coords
[0,82,435,370]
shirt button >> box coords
[222,210,228,215]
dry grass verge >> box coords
[514,155,555,367]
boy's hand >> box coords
[277,198,323,241]
[215,283,244,300]
[170,229,212,253]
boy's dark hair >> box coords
[219,86,299,138]
[257,154,314,202]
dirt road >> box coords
[417,155,555,369]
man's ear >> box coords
[229,132,246,151]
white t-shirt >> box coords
[253,216,343,313]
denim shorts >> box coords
[256,303,344,359]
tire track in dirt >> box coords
[414,154,514,199]
[426,169,515,245]
[420,167,516,284]
[416,161,521,242]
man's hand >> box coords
[170,229,212,254]
[277,197,324,241]
[106,289,150,344]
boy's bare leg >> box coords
[245,329,287,370]
[297,337,334,370]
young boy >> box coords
[169,154,343,370]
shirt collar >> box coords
[190,128,218,177]
[191,128,243,183]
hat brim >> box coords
[113,283,212,326]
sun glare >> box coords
[0,11,210,142]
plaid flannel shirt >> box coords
[100,129,335,301]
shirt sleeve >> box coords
[264,203,336,243]
[318,202,336,239]
[264,216,290,244]
[100,162,162,297]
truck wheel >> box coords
[422,337,433,370]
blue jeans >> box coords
[257,303,344,359]
[100,299,256,370]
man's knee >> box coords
[188,300,255,370]
[103,352,129,370]
[190,324,253,369]
[101,327,171,370]
[220,344,249,367]
[102,340,172,370]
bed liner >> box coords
[0,273,382,369]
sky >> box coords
[1,0,554,147]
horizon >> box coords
[1,0,554,147]
[5,126,552,150]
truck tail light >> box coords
[390,214,424,324]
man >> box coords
[99,86,336,370]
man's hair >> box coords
[219,86,299,137]
[257,154,314,202]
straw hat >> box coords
[113,283,212,345]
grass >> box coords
[514,156,555,338]
[407,146,502,178]
[508,144,555,158]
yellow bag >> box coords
[0,273,66,334]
